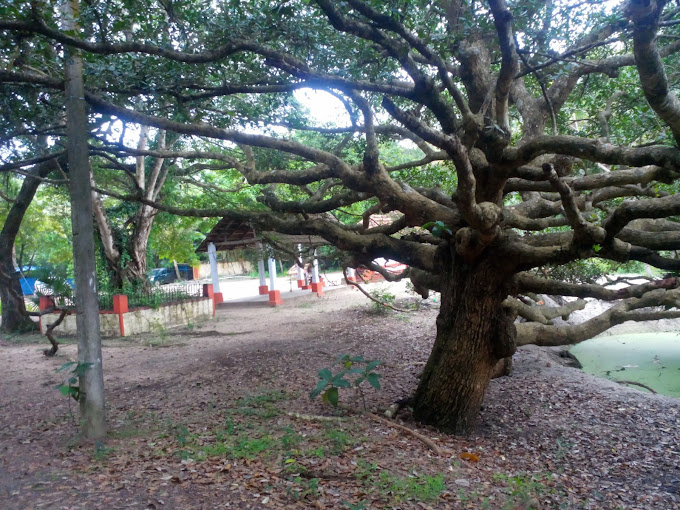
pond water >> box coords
[569,332,680,398]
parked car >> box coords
[149,267,177,285]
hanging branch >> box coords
[343,267,411,313]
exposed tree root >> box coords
[383,397,412,420]
[285,411,346,422]
[615,380,657,394]
[365,411,443,456]
[288,403,441,456]
[43,309,68,357]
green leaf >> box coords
[56,384,72,397]
[365,360,382,371]
[592,244,602,253]
[334,378,351,388]
[309,379,328,400]
[56,362,77,373]
[318,368,332,381]
[75,362,93,377]
[332,369,348,380]
[367,373,382,390]
[354,376,365,387]
[323,387,339,407]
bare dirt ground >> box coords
[1,286,679,509]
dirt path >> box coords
[1,287,678,509]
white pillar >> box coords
[257,242,267,287]
[297,244,304,282]
[347,267,356,281]
[312,249,320,284]
[268,257,277,290]
[207,242,221,293]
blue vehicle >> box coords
[149,264,194,285]
[149,267,177,285]
[16,266,74,295]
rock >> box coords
[546,347,583,369]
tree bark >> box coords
[62,0,106,440]
[91,129,163,289]
[412,251,516,434]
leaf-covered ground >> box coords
[0,286,678,509]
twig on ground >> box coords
[615,380,657,394]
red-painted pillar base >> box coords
[113,294,128,337]
[203,284,215,316]
[310,282,324,296]
[214,292,224,304]
[268,290,283,306]
[38,295,55,334]
[203,283,214,298]
[259,285,269,295]
[297,279,305,288]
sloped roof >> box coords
[196,218,327,253]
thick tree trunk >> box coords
[0,160,56,333]
[94,199,155,289]
[0,260,35,332]
[413,255,516,434]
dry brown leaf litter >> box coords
[0,289,678,509]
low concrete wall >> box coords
[123,298,212,336]
[40,297,213,337]
[41,312,121,337]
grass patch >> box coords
[92,443,115,462]
[197,435,277,459]
[373,471,446,504]
[492,472,561,509]
[322,425,357,454]
[224,389,291,419]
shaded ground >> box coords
[1,286,678,509]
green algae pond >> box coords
[570,332,680,398]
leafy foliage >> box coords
[55,361,93,402]
[310,355,382,408]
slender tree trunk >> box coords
[62,0,106,439]
[412,253,516,434]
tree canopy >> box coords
[3,0,680,432]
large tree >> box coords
[3,0,680,433]
[0,157,60,332]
